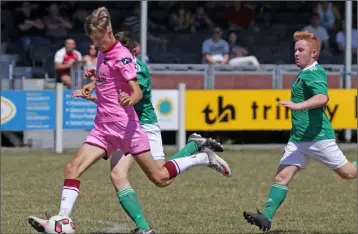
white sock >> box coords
[192,152,210,166]
[58,179,80,217]
[171,153,209,174]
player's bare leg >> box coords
[134,147,231,188]
[28,143,106,232]
[243,165,300,232]
[334,161,357,179]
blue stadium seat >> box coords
[30,43,55,66]
[12,66,33,79]
[1,42,7,54]
[42,55,56,78]
[0,54,19,64]
[0,60,11,79]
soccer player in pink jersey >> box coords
[28,7,231,234]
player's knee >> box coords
[338,170,357,180]
[274,165,299,186]
[110,168,129,185]
[65,161,79,179]
[335,162,357,180]
[274,170,292,185]
[274,173,289,185]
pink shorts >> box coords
[85,120,150,159]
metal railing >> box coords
[1,63,356,90]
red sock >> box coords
[163,161,179,179]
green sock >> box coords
[262,184,288,221]
[117,188,150,229]
[169,141,199,160]
[353,160,358,168]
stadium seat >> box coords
[31,66,47,78]
[77,41,91,55]
[12,66,33,79]
[53,40,65,51]
[30,43,55,66]
[0,54,19,64]
[42,55,56,78]
[1,42,7,54]
[0,60,11,79]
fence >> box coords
[1,63,357,90]
[1,84,356,152]
[1,63,357,150]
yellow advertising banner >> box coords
[185,89,357,130]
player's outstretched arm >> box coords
[295,94,328,110]
[72,89,97,103]
[279,94,328,110]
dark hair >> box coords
[114,31,138,51]
[226,31,237,40]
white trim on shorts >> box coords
[279,139,348,170]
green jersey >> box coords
[134,58,158,125]
[289,62,335,142]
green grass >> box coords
[1,149,357,234]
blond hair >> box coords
[84,7,112,37]
[293,31,320,52]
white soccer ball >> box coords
[44,215,76,234]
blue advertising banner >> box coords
[1,91,56,130]
[63,90,96,129]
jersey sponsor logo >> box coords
[118,57,132,65]
[1,96,17,124]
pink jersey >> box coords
[94,41,138,123]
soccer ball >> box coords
[45,215,75,234]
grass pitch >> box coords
[1,148,357,234]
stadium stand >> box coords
[0,1,357,86]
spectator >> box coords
[201,26,229,64]
[313,1,341,31]
[54,38,82,88]
[226,1,259,32]
[15,2,44,51]
[227,31,260,70]
[82,44,97,76]
[124,5,164,35]
[158,1,178,9]
[60,1,88,30]
[123,5,166,43]
[302,14,331,54]
[44,3,72,41]
[169,7,193,32]
[192,6,214,32]
[335,20,357,55]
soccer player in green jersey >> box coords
[243,31,358,232]
[70,31,231,234]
